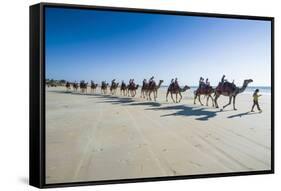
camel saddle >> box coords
[197,85,212,94]
[216,82,236,93]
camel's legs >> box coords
[179,92,182,103]
[198,95,203,106]
[175,93,178,103]
[207,95,214,107]
[166,91,169,102]
[170,93,175,103]
[223,96,233,109]
[233,96,237,110]
[206,94,214,106]
[153,91,156,101]
[194,94,197,104]
[145,91,148,99]
[214,93,220,108]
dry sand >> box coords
[46,86,271,184]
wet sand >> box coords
[46,86,271,184]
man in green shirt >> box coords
[251,89,262,112]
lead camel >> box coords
[214,79,253,110]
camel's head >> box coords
[160,80,164,83]
[183,85,190,90]
[244,79,253,85]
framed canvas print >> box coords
[29,2,274,188]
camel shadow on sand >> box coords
[93,94,161,107]
[97,97,135,104]
[128,102,161,107]
[146,105,222,121]
[227,111,261,119]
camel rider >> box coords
[206,78,210,87]
[199,77,204,89]
[170,78,174,88]
[221,75,226,83]
[121,80,125,88]
[221,75,228,84]
[131,79,135,86]
[111,79,116,86]
[143,79,147,86]
[175,78,179,89]
[149,76,154,86]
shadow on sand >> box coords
[227,111,261,119]
[92,94,161,107]
[48,90,243,121]
[97,97,135,104]
[146,105,221,121]
[128,102,161,107]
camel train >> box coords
[61,75,252,110]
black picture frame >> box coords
[30,2,275,188]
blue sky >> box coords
[45,7,271,86]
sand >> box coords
[45,86,271,184]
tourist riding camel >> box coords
[79,80,88,93]
[120,81,127,96]
[194,77,215,106]
[127,79,139,97]
[110,79,119,95]
[214,76,253,110]
[90,80,98,94]
[101,81,109,94]
[166,78,190,103]
[147,77,163,101]
[72,81,78,92]
[66,81,71,91]
[140,79,149,99]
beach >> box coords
[46,86,271,184]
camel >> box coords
[120,82,127,96]
[140,80,149,99]
[65,81,71,91]
[101,81,109,94]
[166,85,190,103]
[90,81,98,94]
[194,85,215,106]
[127,83,139,97]
[72,82,78,92]
[214,79,253,110]
[79,80,88,93]
[110,81,119,95]
[148,80,163,101]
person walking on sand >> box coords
[251,89,262,112]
